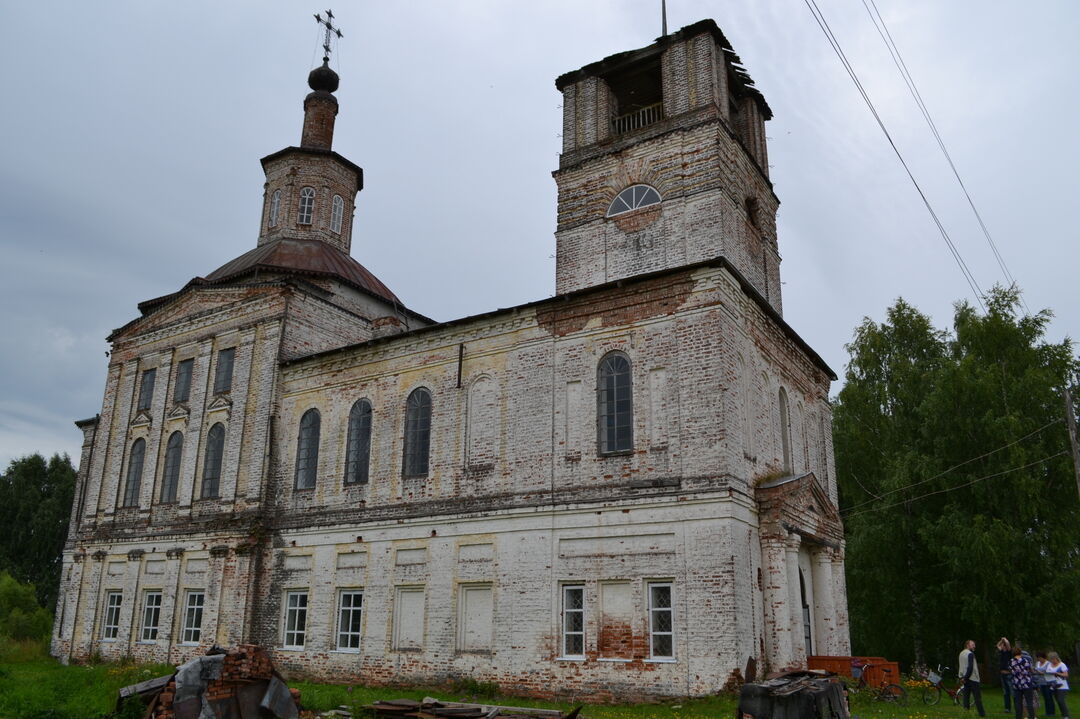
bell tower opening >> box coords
[606,57,663,135]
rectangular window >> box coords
[140,591,162,641]
[213,348,235,395]
[102,591,122,640]
[336,590,363,651]
[648,582,674,659]
[392,586,425,650]
[173,358,194,403]
[137,368,156,411]
[458,584,493,652]
[561,585,585,658]
[181,591,204,644]
[283,590,308,649]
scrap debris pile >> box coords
[738,671,849,719]
[118,644,300,719]
[367,698,581,719]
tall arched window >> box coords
[330,195,344,233]
[402,388,432,477]
[269,189,281,227]
[201,423,225,498]
[122,438,145,507]
[298,187,315,225]
[597,353,633,453]
[345,400,372,485]
[160,431,183,503]
[295,409,321,489]
[778,387,792,473]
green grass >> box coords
[0,642,1010,719]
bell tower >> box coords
[256,11,362,255]
[553,20,783,313]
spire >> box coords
[301,10,344,150]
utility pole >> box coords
[1065,386,1080,501]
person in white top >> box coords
[1045,651,1071,719]
[1038,651,1059,716]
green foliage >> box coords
[0,657,173,719]
[0,573,52,640]
[834,287,1080,668]
[0,453,76,610]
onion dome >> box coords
[308,59,339,93]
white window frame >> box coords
[298,187,315,225]
[180,590,205,645]
[336,589,363,651]
[560,584,585,659]
[283,590,309,649]
[647,581,675,661]
[140,591,162,642]
[101,591,122,640]
[330,194,344,233]
[269,189,281,227]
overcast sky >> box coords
[1,1,1077,470]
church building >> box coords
[52,18,850,698]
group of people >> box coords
[960,637,1071,719]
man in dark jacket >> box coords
[960,639,987,717]
[999,638,1014,712]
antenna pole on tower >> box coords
[662,0,668,36]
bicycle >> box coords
[848,661,909,705]
[916,664,962,705]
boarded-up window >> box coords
[458,584,493,652]
[393,586,425,650]
[598,581,633,659]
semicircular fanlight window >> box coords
[606,184,662,217]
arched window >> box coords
[606,184,662,217]
[121,438,145,507]
[201,423,225,498]
[269,189,281,227]
[295,409,321,489]
[402,388,432,477]
[331,195,344,233]
[160,431,183,503]
[779,388,792,474]
[298,187,315,225]
[597,353,633,453]
[344,400,372,485]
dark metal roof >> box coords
[204,237,400,304]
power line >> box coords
[841,417,1063,513]
[842,450,1069,519]
[802,0,986,313]
[860,0,1030,315]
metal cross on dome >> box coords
[314,10,343,62]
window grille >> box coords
[597,353,633,453]
[295,409,321,490]
[402,388,432,477]
[201,423,225,498]
[344,400,372,485]
[648,583,674,659]
[561,585,585,658]
[298,187,315,225]
[122,439,145,507]
[160,431,183,503]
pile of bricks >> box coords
[145,645,298,719]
